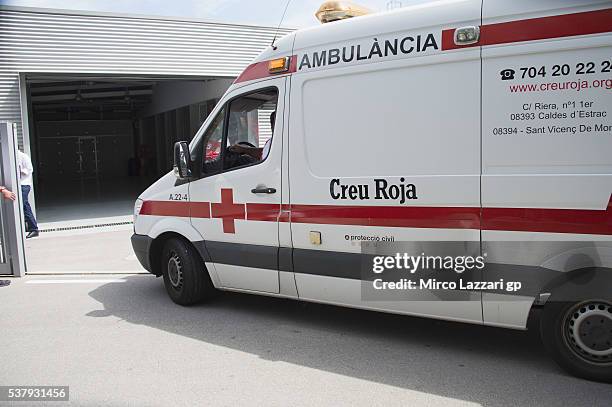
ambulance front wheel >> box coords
[540,299,612,383]
[161,237,214,306]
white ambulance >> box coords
[131,0,612,382]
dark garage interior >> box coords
[24,75,232,224]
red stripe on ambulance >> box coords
[442,8,612,50]
[246,203,282,221]
[140,201,191,217]
[141,195,612,235]
[234,55,297,84]
[482,195,612,236]
[290,204,480,229]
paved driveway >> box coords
[25,227,146,274]
[1,274,611,407]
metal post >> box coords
[0,122,27,277]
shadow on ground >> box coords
[88,275,612,406]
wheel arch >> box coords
[527,266,612,327]
[537,269,612,382]
[540,266,612,306]
[149,231,211,278]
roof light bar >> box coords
[315,1,372,24]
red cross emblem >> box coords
[211,188,245,233]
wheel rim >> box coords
[564,301,612,365]
[167,251,183,290]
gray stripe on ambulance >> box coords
[197,240,592,298]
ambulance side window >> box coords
[198,87,278,177]
[201,107,225,174]
[223,88,278,171]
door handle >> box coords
[251,187,276,194]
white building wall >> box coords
[0,6,292,147]
[0,73,23,145]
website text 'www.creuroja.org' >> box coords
[509,78,612,93]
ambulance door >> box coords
[288,0,483,322]
[189,78,286,293]
[481,0,612,328]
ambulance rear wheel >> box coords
[161,238,213,306]
[540,300,612,383]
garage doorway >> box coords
[22,74,232,228]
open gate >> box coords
[0,122,27,276]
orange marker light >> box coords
[268,57,290,73]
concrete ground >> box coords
[25,226,146,274]
[1,272,611,407]
[2,229,611,406]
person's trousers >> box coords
[21,185,38,232]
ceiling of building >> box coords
[29,80,156,114]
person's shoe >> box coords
[26,230,39,239]
[0,280,10,287]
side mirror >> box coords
[173,141,191,179]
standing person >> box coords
[17,150,39,238]
[0,185,15,287]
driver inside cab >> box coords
[225,111,275,170]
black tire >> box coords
[540,300,612,383]
[161,237,214,306]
